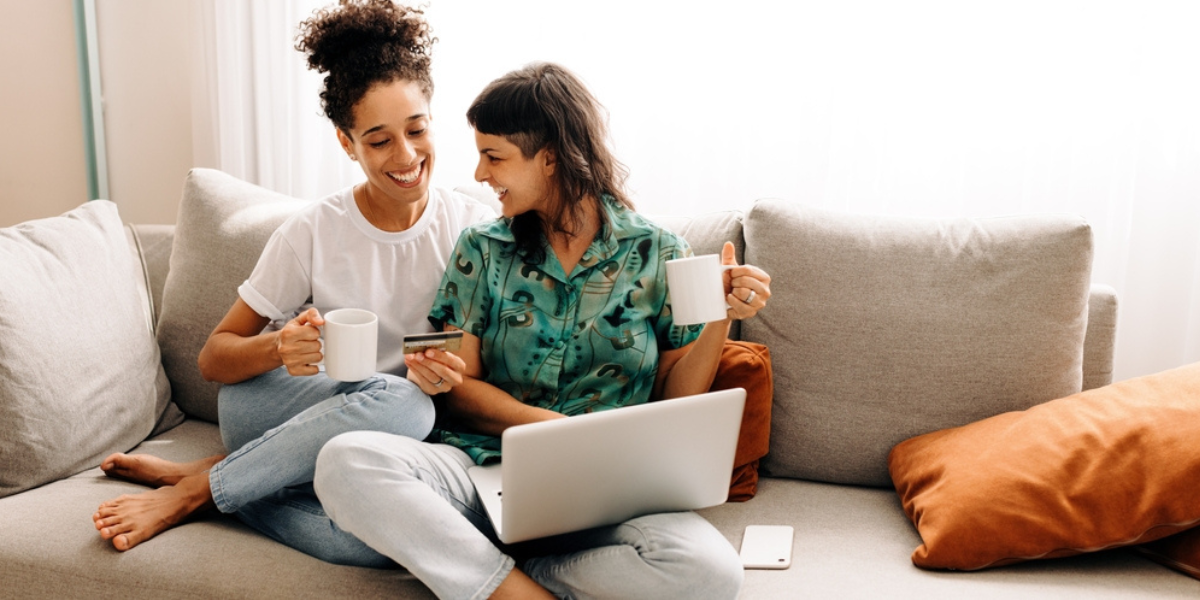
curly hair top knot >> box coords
[295,0,435,133]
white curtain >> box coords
[192,0,1200,383]
[191,0,356,199]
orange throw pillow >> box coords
[710,341,773,502]
[1139,527,1200,580]
[888,362,1200,570]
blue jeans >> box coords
[210,367,434,567]
[313,431,744,600]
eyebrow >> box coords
[361,113,427,136]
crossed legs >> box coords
[314,431,743,599]
[93,368,434,556]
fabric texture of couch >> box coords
[2,168,1198,599]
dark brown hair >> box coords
[467,62,633,262]
[295,0,435,134]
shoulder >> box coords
[272,187,351,238]
[438,214,512,267]
[434,187,499,225]
[605,198,690,252]
[457,210,514,242]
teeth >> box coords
[388,164,421,184]
[493,186,507,195]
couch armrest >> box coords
[1082,284,1118,391]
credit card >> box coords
[402,330,464,354]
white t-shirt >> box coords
[238,186,496,375]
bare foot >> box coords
[93,472,214,551]
[100,453,224,488]
[490,568,555,600]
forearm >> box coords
[442,378,564,436]
[657,318,731,400]
[197,330,284,384]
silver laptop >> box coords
[467,387,746,544]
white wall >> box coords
[0,0,89,227]
[0,1,195,228]
[95,0,195,225]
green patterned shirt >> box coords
[428,198,703,464]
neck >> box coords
[355,184,427,232]
[545,196,601,275]
[547,196,601,240]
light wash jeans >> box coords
[313,431,744,600]
[210,366,434,567]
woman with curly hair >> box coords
[91,0,492,562]
[314,62,770,599]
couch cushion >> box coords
[157,169,307,422]
[742,200,1093,486]
[0,201,179,497]
[130,223,176,329]
[1139,527,1200,581]
[649,210,744,260]
[1082,284,1118,391]
[697,477,1198,599]
[0,419,434,600]
[889,362,1200,571]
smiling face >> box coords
[473,131,556,219]
[338,79,434,212]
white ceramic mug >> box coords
[322,308,378,382]
[666,254,735,326]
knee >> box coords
[640,514,744,599]
[404,389,436,439]
[314,431,422,502]
[216,367,290,449]
[216,382,253,450]
[313,432,374,503]
[362,376,437,440]
[687,535,744,599]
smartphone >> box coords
[739,525,793,569]
[402,330,464,354]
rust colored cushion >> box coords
[710,341,774,502]
[888,361,1200,570]
[1139,527,1200,580]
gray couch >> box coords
[2,168,1195,599]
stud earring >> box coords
[349,154,358,161]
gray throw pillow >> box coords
[157,169,307,423]
[742,200,1093,487]
[0,200,178,497]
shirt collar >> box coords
[476,195,652,254]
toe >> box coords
[113,530,148,552]
[100,520,134,541]
[100,453,121,470]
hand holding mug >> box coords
[277,307,325,376]
[720,241,771,321]
[667,242,771,325]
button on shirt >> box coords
[429,198,703,464]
